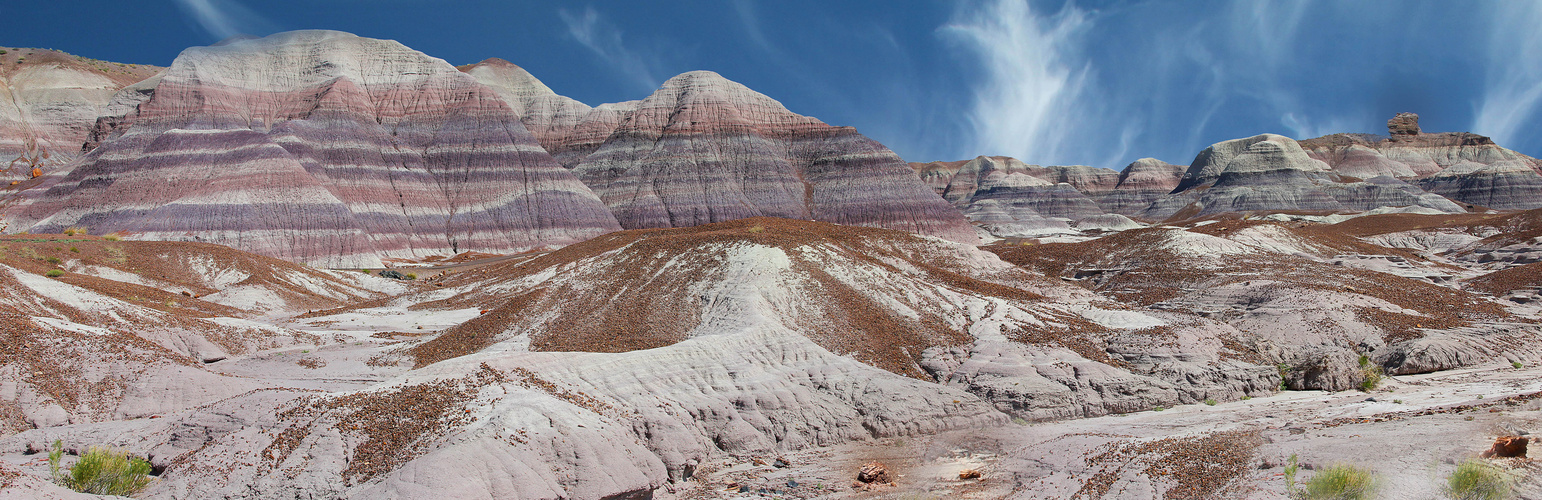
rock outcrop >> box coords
[4,31,621,267]
[0,47,160,180]
[568,71,977,243]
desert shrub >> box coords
[1205,398,1218,406]
[1358,356,1382,392]
[1444,459,1514,500]
[102,234,121,241]
[1513,362,1523,369]
[1301,463,1379,500]
[48,440,153,496]
[405,272,418,280]
[45,269,63,278]
[62,226,87,236]
[69,246,79,253]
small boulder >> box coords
[856,461,894,484]
[1479,436,1528,458]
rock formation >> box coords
[1387,112,1421,136]
[4,31,621,267]
[567,71,978,243]
[0,47,160,180]
[1300,114,1542,210]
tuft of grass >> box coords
[45,269,64,278]
[1301,463,1380,500]
[1241,396,1253,401]
[45,256,61,264]
[104,246,126,264]
[69,246,79,253]
[405,272,418,280]
[1358,356,1383,392]
[102,234,121,241]
[1152,406,1166,412]
[1444,459,1515,500]
[747,225,764,233]
[1204,398,1218,406]
[1010,417,1030,426]
[1513,361,1523,369]
[62,226,87,236]
[1284,454,1300,496]
[49,440,153,496]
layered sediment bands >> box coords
[1145,134,1464,220]
[1300,114,1542,210]
[570,71,977,243]
[0,47,161,178]
[458,58,641,168]
[912,156,1187,221]
[7,31,620,267]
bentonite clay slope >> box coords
[569,71,978,243]
[4,31,620,267]
[1300,114,1542,210]
[0,233,410,435]
[97,217,1273,498]
[990,218,1541,390]
[0,47,160,180]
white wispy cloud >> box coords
[1473,2,1542,148]
[558,6,663,92]
[172,0,278,41]
[942,0,1098,165]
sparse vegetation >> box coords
[1513,361,1523,369]
[1152,406,1165,412]
[1204,398,1218,406]
[1300,463,1380,500]
[62,226,87,236]
[102,234,121,241]
[69,246,79,253]
[45,256,60,264]
[1358,356,1383,392]
[1241,396,1253,401]
[1277,363,1293,391]
[48,440,154,496]
[1011,417,1029,426]
[104,246,127,264]
[1284,454,1300,496]
[1444,459,1515,500]
[45,269,64,278]
[405,272,418,280]
[747,224,764,233]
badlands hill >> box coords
[1,32,972,269]
[0,47,161,178]
[918,114,1542,239]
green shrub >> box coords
[48,440,153,496]
[1444,459,1515,500]
[1204,398,1218,406]
[1513,361,1523,369]
[45,269,63,277]
[405,272,418,280]
[1301,463,1379,500]
[69,246,79,253]
[1358,356,1382,392]
[45,256,60,264]
[102,234,121,241]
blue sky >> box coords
[10,1,1541,168]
